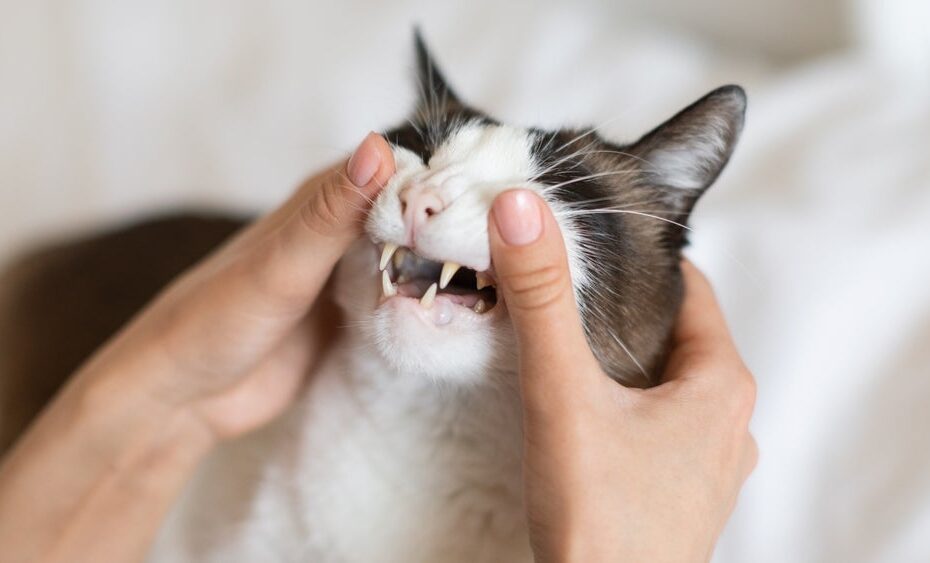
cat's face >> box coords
[333,33,745,386]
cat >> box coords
[0,31,745,562]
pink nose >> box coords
[400,187,445,245]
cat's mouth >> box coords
[377,243,498,316]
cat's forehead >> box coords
[393,119,538,183]
[431,122,536,179]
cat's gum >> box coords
[380,294,498,326]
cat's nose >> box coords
[400,186,445,244]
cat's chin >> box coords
[364,295,509,383]
[333,241,515,384]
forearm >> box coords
[0,368,213,562]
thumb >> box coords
[236,132,396,308]
[282,131,396,261]
[489,190,599,391]
[139,134,395,386]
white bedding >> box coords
[2,1,929,561]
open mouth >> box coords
[377,243,498,315]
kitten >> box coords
[0,32,745,561]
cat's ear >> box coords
[413,28,461,111]
[629,85,746,214]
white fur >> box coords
[646,114,733,190]
[149,121,590,562]
[149,343,531,562]
[367,122,538,271]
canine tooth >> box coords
[439,262,461,289]
[420,283,438,308]
[381,270,396,297]
[379,243,398,271]
[473,299,487,314]
[476,272,494,290]
[393,248,407,269]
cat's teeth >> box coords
[379,243,398,271]
[393,248,407,269]
[476,272,494,290]
[473,299,487,314]
[420,283,438,308]
[439,262,460,289]
[397,274,409,284]
[381,270,396,297]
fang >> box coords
[420,283,438,308]
[439,262,461,289]
[380,243,398,271]
[381,270,396,297]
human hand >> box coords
[0,133,395,563]
[73,132,396,441]
[488,190,757,563]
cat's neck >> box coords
[335,331,525,450]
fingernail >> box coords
[493,190,543,246]
[347,132,381,186]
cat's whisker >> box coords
[529,137,664,183]
[564,196,670,210]
[562,208,675,217]
[405,118,425,138]
[549,126,599,154]
[334,190,372,214]
[606,329,648,382]
[578,298,650,384]
[570,148,658,169]
[566,208,691,231]
[541,137,600,164]
[333,172,378,206]
[529,138,602,180]
[546,112,633,155]
[539,170,642,193]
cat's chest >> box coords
[154,343,531,562]
[283,345,530,561]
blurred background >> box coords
[1,0,929,561]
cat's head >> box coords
[333,32,745,386]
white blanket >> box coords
[2,2,929,561]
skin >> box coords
[0,132,397,563]
[489,189,758,562]
[0,136,756,563]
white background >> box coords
[2,1,929,561]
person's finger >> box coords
[489,190,599,393]
[742,434,759,479]
[662,260,750,389]
[662,260,737,378]
[203,130,394,317]
[239,132,396,311]
[148,134,394,382]
[674,260,734,347]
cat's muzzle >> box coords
[377,242,498,314]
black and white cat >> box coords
[148,32,745,562]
